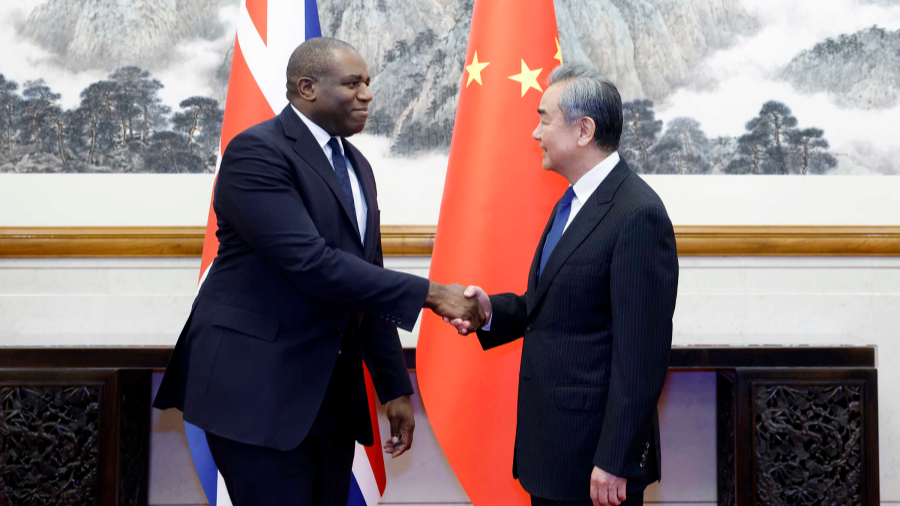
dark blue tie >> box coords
[327,137,358,232]
[538,186,576,279]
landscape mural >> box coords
[0,0,898,174]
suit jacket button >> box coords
[526,324,533,332]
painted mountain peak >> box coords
[19,0,229,71]
[779,25,900,110]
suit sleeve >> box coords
[361,230,415,403]
[476,293,528,350]
[214,131,429,332]
[593,204,678,478]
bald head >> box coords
[286,37,357,97]
[285,37,373,137]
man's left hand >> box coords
[383,395,415,458]
[590,466,627,506]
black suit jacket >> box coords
[154,105,429,451]
[477,160,678,500]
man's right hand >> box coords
[425,282,486,330]
[445,286,491,335]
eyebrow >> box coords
[537,108,547,115]
[343,74,366,82]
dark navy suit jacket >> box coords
[154,105,429,450]
[477,160,679,500]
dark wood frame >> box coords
[731,368,879,506]
[0,368,151,506]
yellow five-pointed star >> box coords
[465,51,491,88]
[508,59,543,97]
[554,38,563,65]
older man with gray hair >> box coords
[453,63,679,506]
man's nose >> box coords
[532,124,541,140]
[358,83,373,103]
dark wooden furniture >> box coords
[0,346,878,506]
[0,348,163,506]
[668,346,879,506]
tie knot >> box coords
[327,137,342,154]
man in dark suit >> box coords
[154,37,484,505]
[452,64,679,506]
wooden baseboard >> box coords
[1,225,899,257]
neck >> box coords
[289,98,334,135]
[560,149,614,186]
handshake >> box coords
[425,282,492,336]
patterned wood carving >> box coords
[0,385,102,506]
[753,383,863,506]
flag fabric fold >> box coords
[417,1,563,504]
[187,1,385,505]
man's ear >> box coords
[578,117,597,147]
[295,77,317,101]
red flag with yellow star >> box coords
[417,1,564,504]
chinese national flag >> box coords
[416,1,564,504]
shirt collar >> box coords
[571,151,620,204]
[291,104,343,155]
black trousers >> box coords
[531,491,644,506]
[205,350,357,506]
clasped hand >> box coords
[425,282,487,330]
[438,285,491,335]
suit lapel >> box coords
[278,106,359,239]
[343,139,377,261]
[527,161,632,318]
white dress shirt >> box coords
[291,105,367,243]
[482,151,620,331]
[564,151,620,233]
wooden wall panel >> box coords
[1,225,899,257]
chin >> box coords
[337,126,363,138]
[347,122,367,137]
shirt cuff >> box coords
[482,314,493,331]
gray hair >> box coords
[286,37,356,96]
[548,63,623,152]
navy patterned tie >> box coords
[327,137,358,232]
[538,186,576,279]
